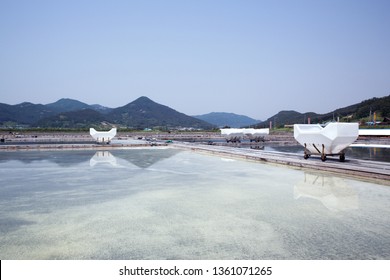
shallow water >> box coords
[267,145,390,162]
[198,140,390,162]
[0,148,389,259]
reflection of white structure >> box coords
[90,151,118,167]
[294,173,358,212]
[294,123,359,161]
[220,128,269,143]
[89,128,117,143]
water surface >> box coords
[0,148,389,259]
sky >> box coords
[1,0,389,120]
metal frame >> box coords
[303,143,346,162]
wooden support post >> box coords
[321,144,326,161]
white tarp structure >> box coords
[89,128,117,143]
[220,128,269,143]
[294,123,359,161]
[359,129,390,136]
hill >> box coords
[46,98,112,114]
[35,109,108,128]
[107,96,213,129]
[255,95,390,128]
[0,102,57,125]
[193,112,260,128]
[46,98,91,112]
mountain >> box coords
[35,109,108,128]
[46,98,112,114]
[107,96,213,129]
[255,95,390,128]
[1,96,214,129]
[193,112,260,128]
[46,98,91,113]
[0,102,57,125]
[256,110,317,127]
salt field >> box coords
[0,147,389,259]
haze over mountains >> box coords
[193,112,260,128]
[0,95,389,129]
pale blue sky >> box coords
[1,0,389,119]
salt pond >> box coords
[0,148,389,259]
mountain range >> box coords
[0,95,389,129]
[0,97,213,129]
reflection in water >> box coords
[90,151,118,167]
[250,145,265,150]
[345,146,390,162]
[110,148,181,169]
[0,148,389,260]
[0,150,96,166]
[294,173,358,212]
[0,147,181,169]
[267,145,390,162]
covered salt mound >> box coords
[220,128,269,143]
[89,128,117,143]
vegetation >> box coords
[1,95,389,130]
[107,97,213,129]
[0,96,214,130]
[255,95,390,128]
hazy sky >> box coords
[1,0,389,120]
